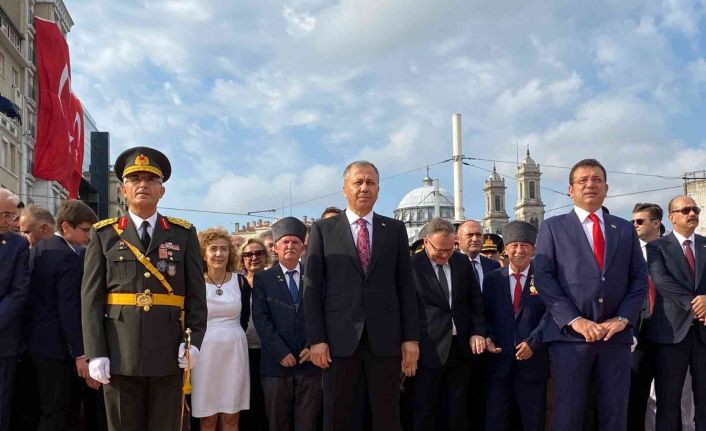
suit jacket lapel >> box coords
[272,264,294,306]
[498,267,514,316]
[336,213,364,275]
[667,233,693,286]
[422,255,450,308]
[562,210,601,273]
[146,214,172,256]
[696,236,706,288]
[365,213,386,278]
[603,215,619,274]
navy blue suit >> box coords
[24,235,85,360]
[534,209,647,431]
[253,263,321,431]
[22,234,86,430]
[478,255,500,285]
[483,265,548,431]
[0,231,30,431]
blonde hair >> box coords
[237,237,271,271]
[198,227,237,272]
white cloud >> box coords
[283,6,317,35]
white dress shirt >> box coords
[469,256,485,291]
[279,262,302,291]
[672,230,696,268]
[128,211,158,239]
[574,206,605,254]
[508,265,530,304]
[345,208,373,247]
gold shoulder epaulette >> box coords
[166,216,192,229]
[93,217,118,230]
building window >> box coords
[12,68,19,88]
[494,195,501,212]
[529,181,536,199]
[519,183,523,199]
[26,71,35,100]
[1,138,8,167]
[26,147,33,173]
[0,53,4,79]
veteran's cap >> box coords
[271,217,307,243]
[502,221,537,246]
[115,146,172,182]
[481,233,503,253]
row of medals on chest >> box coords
[117,240,178,277]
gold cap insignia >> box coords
[135,154,150,166]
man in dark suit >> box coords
[23,200,98,430]
[0,188,30,431]
[647,195,706,430]
[81,147,207,431]
[410,217,485,430]
[483,221,548,431]
[253,217,322,431]
[457,219,500,430]
[534,158,647,431]
[305,160,419,431]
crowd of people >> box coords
[0,147,703,431]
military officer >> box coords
[81,147,207,431]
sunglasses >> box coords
[670,206,701,216]
[242,250,265,259]
[632,218,657,226]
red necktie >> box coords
[648,276,656,315]
[512,273,523,314]
[684,239,695,286]
[588,213,604,271]
[356,219,371,272]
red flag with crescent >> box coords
[33,16,84,198]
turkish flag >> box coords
[33,16,84,198]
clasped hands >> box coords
[691,295,706,323]
[308,341,421,377]
[279,348,312,367]
[570,317,627,342]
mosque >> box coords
[393,150,545,243]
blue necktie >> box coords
[286,270,300,304]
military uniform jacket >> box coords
[81,214,207,376]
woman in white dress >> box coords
[192,228,250,431]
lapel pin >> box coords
[381,223,386,227]
[611,224,617,229]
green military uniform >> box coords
[81,147,207,431]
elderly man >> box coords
[0,188,30,431]
[253,217,322,431]
[457,220,500,290]
[18,205,55,247]
[484,221,548,431]
[534,158,647,431]
[305,160,419,431]
[81,147,207,431]
[647,195,706,430]
[410,217,485,430]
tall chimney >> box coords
[452,113,464,221]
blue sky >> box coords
[67,0,706,231]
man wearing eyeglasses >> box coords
[0,188,30,431]
[23,200,98,430]
[81,147,207,431]
[534,158,647,431]
[647,195,706,430]
[408,217,485,430]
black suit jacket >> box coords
[479,255,500,281]
[647,233,706,344]
[24,235,85,360]
[0,231,30,358]
[483,265,549,380]
[253,264,319,377]
[412,251,485,367]
[304,212,419,357]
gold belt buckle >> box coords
[136,289,153,311]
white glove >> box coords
[88,357,111,384]
[178,344,199,370]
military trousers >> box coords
[103,373,181,431]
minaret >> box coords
[515,149,545,228]
[482,165,509,235]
